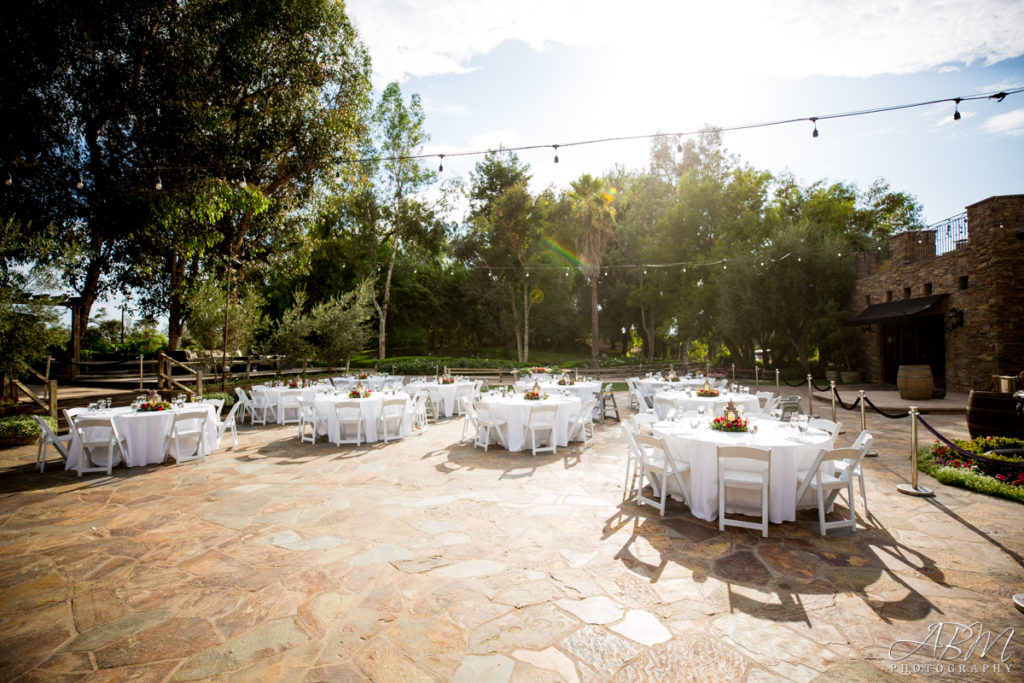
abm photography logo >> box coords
[889,621,1016,675]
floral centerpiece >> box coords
[710,416,748,432]
[523,388,548,400]
[357,372,369,380]
[348,389,370,399]
[137,401,172,412]
[696,387,720,397]
[557,373,575,386]
[530,366,553,374]
[440,375,455,384]
[288,380,300,388]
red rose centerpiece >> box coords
[696,388,720,398]
[523,389,547,400]
[348,389,370,399]
[710,416,748,432]
[137,401,171,412]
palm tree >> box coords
[569,174,617,369]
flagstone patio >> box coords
[1,398,1022,681]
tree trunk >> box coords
[640,306,656,365]
[70,252,103,379]
[590,276,599,369]
[522,281,530,364]
[510,290,523,363]
[165,251,189,351]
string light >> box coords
[75,173,84,189]
[5,172,11,186]
[239,173,247,189]
[553,145,559,164]
[676,136,682,153]
[155,174,162,191]
[810,117,819,138]
[438,154,444,173]
[953,97,962,122]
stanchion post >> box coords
[755,365,759,387]
[859,390,878,456]
[830,380,837,422]
[806,374,813,417]
[731,363,735,383]
[775,368,780,396]
[897,406,934,496]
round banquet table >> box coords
[637,377,712,398]
[332,375,395,392]
[479,394,581,452]
[65,403,219,471]
[405,381,475,417]
[514,381,602,403]
[314,393,412,444]
[652,417,835,524]
[651,391,760,419]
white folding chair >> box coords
[250,388,276,425]
[335,400,364,446]
[215,402,240,449]
[298,399,320,444]
[474,401,507,451]
[527,404,558,456]
[461,397,480,443]
[377,397,407,443]
[755,391,774,410]
[568,398,596,448]
[410,391,429,432]
[631,412,659,434]
[454,384,473,416]
[717,445,771,537]
[234,387,255,424]
[796,446,866,536]
[809,418,841,440]
[626,378,644,411]
[620,423,643,500]
[425,386,443,422]
[32,415,71,473]
[165,409,209,465]
[653,394,676,420]
[206,398,225,417]
[70,414,127,476]
[634,432,690,515]
[279,390,302,425]
[836,431,873,516]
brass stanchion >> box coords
[830,380,837,423]
[731,363,735,384]
[755,365,759,387]
[859,390,878,456]
[775,368,780,396]
[897,406,934,496]
[806,374,814,417]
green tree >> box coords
[183,277,264,359]
[569,174,617,368]
[310,279,375,368]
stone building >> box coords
[846,194,1024,393]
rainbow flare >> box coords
[542,235,589,268]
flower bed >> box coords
[710,416,748,433]
[918,436,1024,504]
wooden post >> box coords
[196,369,203,398]
[47,380,57,420]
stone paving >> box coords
[1,394,1023,681]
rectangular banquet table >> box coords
[479,395,581,452]
[653,418,835,524]
[65,404,220,471]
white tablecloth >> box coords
[251,386,306,424]
[480,395,581,452]
[653,418,834,524]
[65,404,219,470]
[332,375,395,392]
[405,381,474,417]
[652,391,760,419]
[636,377,710,397]
[515,381,602,403]
[314,394,412,444]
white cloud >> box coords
[347,0,1024,83]
[982,107,1024,135]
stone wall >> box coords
[848,195,1024,392]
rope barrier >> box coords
[809,378,831,392]
[782,377,807,387]
[863,395,911,419]
[916,415,1024,471]
[830,385,861,411]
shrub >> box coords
[0,414,56,438]
[202,392,236,411]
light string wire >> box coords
[5,88,1020,178]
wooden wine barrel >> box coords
[897,364,934,400]
[967,390,1024,439]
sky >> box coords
[345,0,1024,225]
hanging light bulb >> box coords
[564,269,569,277]
[155,174,162,191]
[953,97,962,122]
[810,117,819,138]
[676,136,683,153]
[5,172,11,186]
[553,145,559,163]
[682,266,686,273]
[75,173,83,189]
[335,167,342,183]
[438,155,444,173]
[239,173,247,189]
